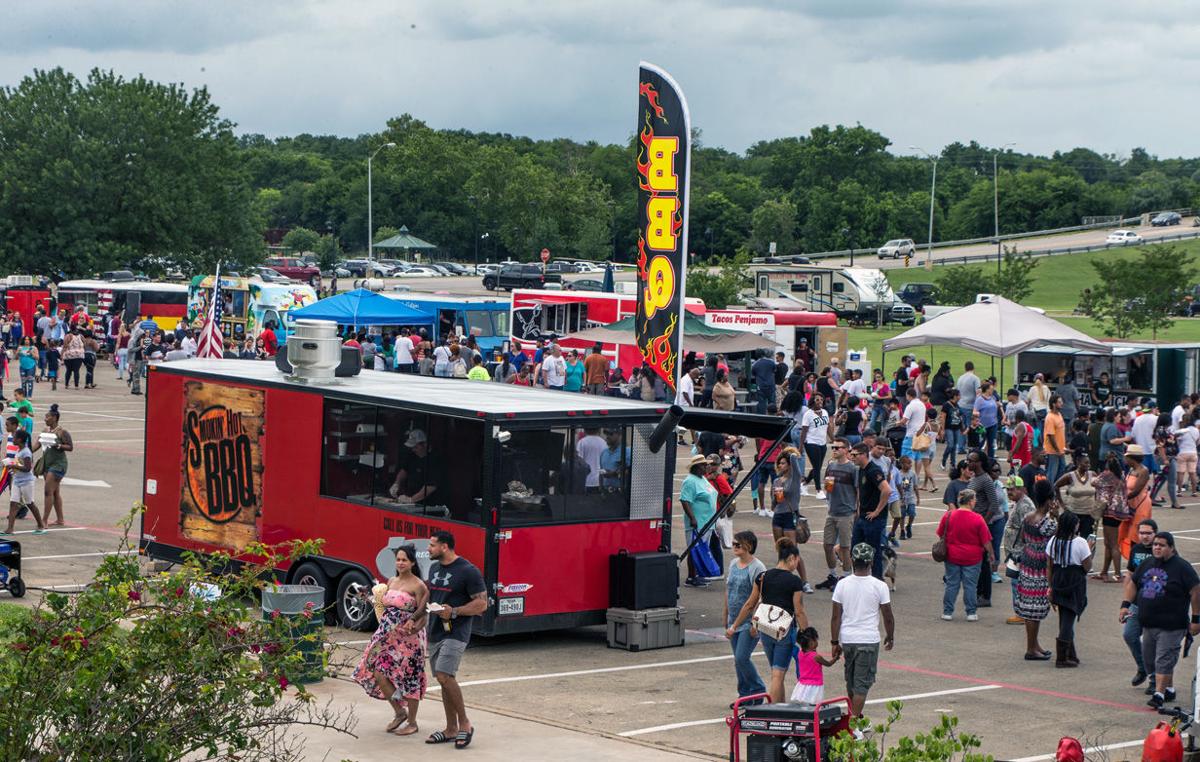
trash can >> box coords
[262,584,326,684]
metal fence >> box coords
[924,227,1200,267]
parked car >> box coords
[254,267,294,284]
[876,239,916,259]
[265,257,322,286]
[572,261,602,273]
[482,264,563,291]
[545,262,580,274]
[377,259,412,273]
[567,278,605,291]
[898,282,938,310]
[1152,212,1182,227]
[1106,230,1144,245]
[342,259,395,278]
[432,261,470,275]
[475,263,501,275]
[396,266,439,278]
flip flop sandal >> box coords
[455,728,475,749]
[426,731,455,744]
[386,711,408,732]
[391,724,420,736]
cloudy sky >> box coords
[4,0,1197,158]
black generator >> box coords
[727,697,851,762]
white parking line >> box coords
[24,551,127,561]
[2,527,88,535]
[58,411,145,422]
[1011,739,1144,762]
[76,438,144,444]
[618,684,1003,737]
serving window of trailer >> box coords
[495,421,664,527]
[539,303,589,336]
[320,399,483,524]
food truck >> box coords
[187,275,318,343]
[1016,342,1200,409]
[56,279,189,331]
[140,357,688,634]
[510,288,706,370]
[0,276,52,336]
[381,293,510,357]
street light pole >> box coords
[911,146,939,270]
[993,142,1016,273]
[367,142,396,262]
[469,195,479,272]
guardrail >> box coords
[924,227,1200,267]
[758,210,1197,264]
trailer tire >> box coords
[336,570,377,631]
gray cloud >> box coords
[1,0,1197,158]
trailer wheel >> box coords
[8,577,25,598]
[336,570,377,631]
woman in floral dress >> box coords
[1016,479,1059,661]
[354,545,428,736]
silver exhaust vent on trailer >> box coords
[284,319,342,381]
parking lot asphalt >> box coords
[7,377,1194,760]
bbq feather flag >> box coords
[196,266,225,359]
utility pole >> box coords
[911,146,940,271]
[470,195,479,272]
[993,142,1016,274]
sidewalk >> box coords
[299,676,709,761]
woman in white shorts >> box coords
[1174,416,1200,496]
[4,429,46,534]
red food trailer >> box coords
[140,358,685,634]
[510,288,706,371]
[0,276,52,337]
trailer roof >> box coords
[154,358,672,418]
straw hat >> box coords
[1125,444,1145,457]
[688,454,709,470]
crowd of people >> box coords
[677,355,1200,716]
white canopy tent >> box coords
[882,296,1112,357]
[880,296,1111,387]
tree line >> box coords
[1,67,1199,278]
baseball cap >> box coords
[1004,475,1024,489]
[404,429,428,448]
[851,543,875,563]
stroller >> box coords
[885,424,907,456]
[0,540,23,598]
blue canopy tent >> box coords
[288,288,435,329]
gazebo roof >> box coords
[373,225,438,250]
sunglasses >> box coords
[831,445,846,450]
[732,542,743,549]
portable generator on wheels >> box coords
[0,541,25,598]
[726,694,853,762]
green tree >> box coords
[934,267,990,306]
[282,227,320,256]
[0,68,262,277]
[1078,247,1195,338]
[828,701,991,762]
[0,509,355,760]
[749,198,798,256]
[314,234,343,271]
[687,253,751,309]
[989,248,1039,303]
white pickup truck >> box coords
[921,293,1045,321]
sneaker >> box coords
[815,574,838,591]
[991,572,1002,583]
[1148,693,1165,709]
[1132,670,1148,687]
[978,599,992,608]
[888,535,900,548]
[800,486,811,497]
[814,490,825,500]
[941,614,953,621]
[1165,688,1177,703]
[684,578,709,588]
[966,614,979,622]
[800,581,815,594]
[903,527,913,540]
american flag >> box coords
[196,274,224,359]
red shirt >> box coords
[707,472,733,500]
[936,508,992,566]
[261,329,278,357]
[756,438,778,464]
[1010,421,1033,470]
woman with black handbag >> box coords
[728,539,808,703]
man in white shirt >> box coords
[575,427,607,489]
[541,345,567,391]
[831,543,895,718]
[675,367,699,407]
[899,387,927,462]
[393,331,414,373]
[1171,395,1191,430]
[842,369,868,402]
[180,330,198,357]
[955,361,980,429]
[1132,404,1161,477]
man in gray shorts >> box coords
[816,437,856,591]
[831,543,895,718]
[1122,531,1200,709]
[426,530,488,748]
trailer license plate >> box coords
[498,597,524,616]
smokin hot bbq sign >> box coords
[635,62,691,393]
[180,381,264,550]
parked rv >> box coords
[750,265,916,325]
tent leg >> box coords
[991,356,995,380]
[1001,357,1005,390]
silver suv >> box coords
[876,239,916,259]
